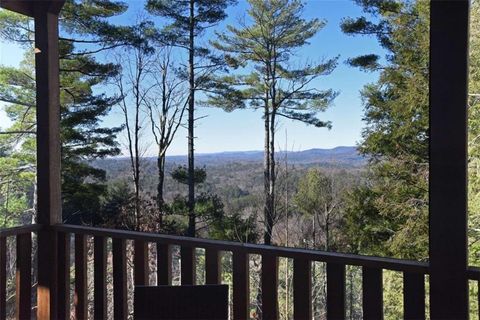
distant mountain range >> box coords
[152,146,365,167]
[92,146,366,189]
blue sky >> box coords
[0,0,382,156]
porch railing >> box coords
[0,223,479,319]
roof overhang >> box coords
[0,0,65,17]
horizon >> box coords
[106,145,359,158]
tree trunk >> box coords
[157,152,166,228]
[187,0,196,237]
[263,100,271,245]
[268,109,276,242]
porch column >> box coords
[429,0,470,318]
[34,1,64,319]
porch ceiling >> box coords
[0,0,64,17]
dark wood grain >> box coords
[362,267,383,320]
[57,232,70,319]
[403,272,425,320]
[113,238,128,320]
[205,248,221,285]
[157,243,172,285]
[134,240,149,285]
[429,0,470,317]
[181,246,195,285]
[262,253,278,320]
[74,234,87,320]
[134,285,228,320]
[232,250,249,320]
[16,233,32,320]
[94,236,108,319]
[53,224,428,274]
[327,263,345,320]
[293,258,311,320]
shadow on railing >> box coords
[1,223,479,319]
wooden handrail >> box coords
[0,224,42,237]
[52,223,429,274]
[467,266,480,280]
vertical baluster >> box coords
[293,258,311,320]
[157,243,171,285]
[74,234,87,320]
[327,263,346,320]
[94,236,108,319]
[57,232,70,320]
[134,240,149,285]
[181,246,195,285]
[16,233,31,320]
[403,272,425,320]
[362,267,383,320]
[113,238,127,320]
[205,248,221,285]
[262,253,278,320]
[233,250,249,320]
[0,237,6,320]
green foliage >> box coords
[209,0,338,123]
[343,186,393,256]
[171,166,207,185]
[295,169,334,217]
[146,0,236,37]
[209,0,337,244]
[95,181,135,229]
[342,0,430,261]
[146,0,237,237]
[168,167,257,241]
[0,0,142,225]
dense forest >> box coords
[0,0,479,318]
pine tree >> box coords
[341,0,430,260]
[208,0,337,244]
[146,0,236,237]
[0,0,142,224]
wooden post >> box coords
[429,0,470,318]
[33,2,65,319]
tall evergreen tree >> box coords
[0,0,142,224]
[341,0,430,260]
[208,0,337,245]
[146,0,236,237]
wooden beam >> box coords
[0,0,64,17]
[181,246,196,285]
[113,238,128,320]
[429,0,470,318]
[232,250,249,320]
[33,1,65,319]
[293,258,311,320]
[74,235,87,320]
[94,237,108,320]
[53,224,429,274]
[57,232,70,320]
[16,233,32,320]
[205,248,221,285]
[134,240,149,285]
[261,254,279,320]
[157,243,172,285]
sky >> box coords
[0,0,383,156]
